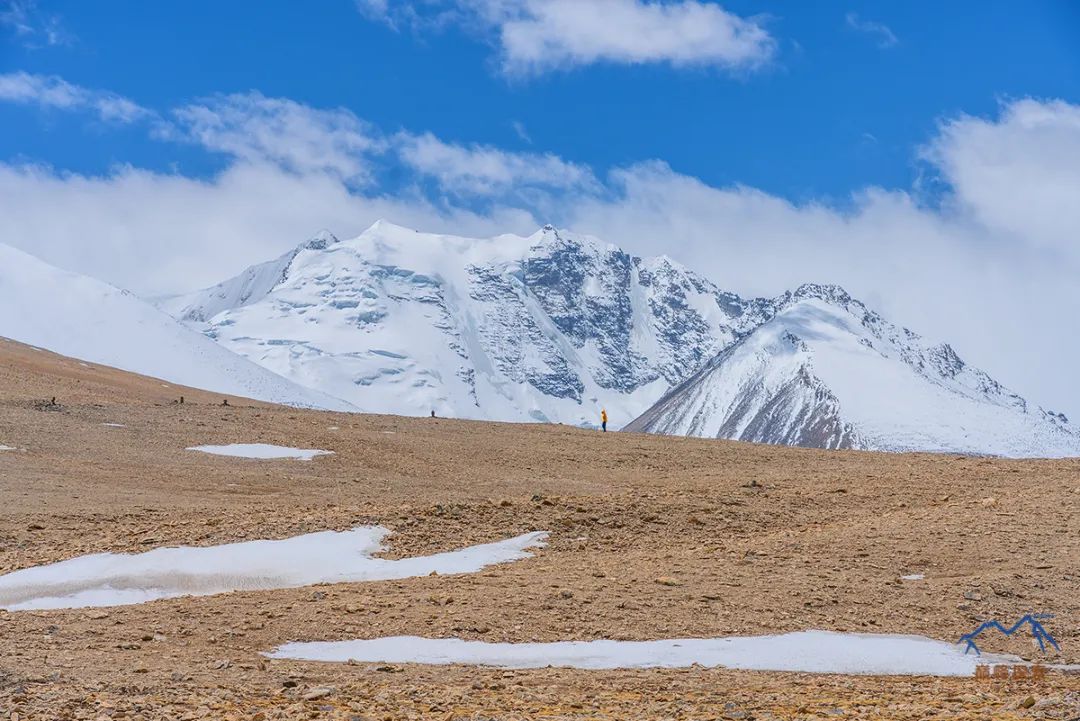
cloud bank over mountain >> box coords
[0,73,1076,418]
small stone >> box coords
[86,610,109,620]
[303,687,334,701]
[560,590,574,599]
[282,679,298,688]
[963,591,982,601]
[1018,696,1036,709]
[655,576,682,587]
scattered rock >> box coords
[302,687,334,701]
[655,576,682,587]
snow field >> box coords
[0,527,548,611]
[267,631,1021,677]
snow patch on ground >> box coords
[267,631,1019,677]
[901,574,925,581]
[102,423,126,428]
[0,528,547,611]
[186,443,333,460]
[0,445,14,451]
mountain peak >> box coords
[303,229,340,250]
[790,283,854,305]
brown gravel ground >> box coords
[0,336,1079,720]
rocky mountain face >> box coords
[160,221,1080,458]
[161,221,760,427]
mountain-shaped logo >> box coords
[958,614,1060,656]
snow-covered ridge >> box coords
[627,292,1080,457]
[0,243,355,411]
[158,220,1078,458]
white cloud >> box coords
[511,119,532,143]
[163,92,382,182]
[0,72,149,123]
[395,130,597,195]
[355,0,390,18]
[1,0,73,48]
[845,12,898,48]
[0,161,538,297]
[360,0,776,75]
[922,98,1080,265]
[0,87,1077,419]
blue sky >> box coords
[1,0,1080,417]
[3,1,1078,203]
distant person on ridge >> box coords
[601,408,608,432]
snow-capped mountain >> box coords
[161,221,754,426]
[0,243,355,411]
[626,284,1079,457]
[161,221,1080,457]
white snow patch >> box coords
[0,445,15,451]
[267,631,1019,677]
[101,423,126,428]
[901,574,925,581]
[0,528,547,611]
[187,443,333,460]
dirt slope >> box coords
[0,337,1078,719]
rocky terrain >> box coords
[1,337,1079,719]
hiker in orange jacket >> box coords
[601,408,608,432]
